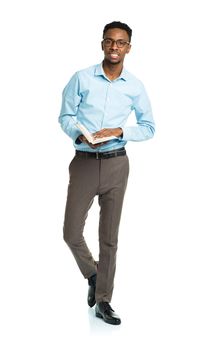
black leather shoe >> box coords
[95,302,121,325]
[87,274,96,307]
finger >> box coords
[90,142,104,149]
[79,135,88,143]
[93,129,107,137]
[94,132,108,139]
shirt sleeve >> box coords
[58,72,82,142]
[122,82,155,142]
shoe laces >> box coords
[101,302,114,312]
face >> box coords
[102,28,131,65]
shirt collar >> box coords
[94,63,127,81]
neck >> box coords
[102,60,123,80]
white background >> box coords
[0,0,205,349]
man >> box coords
[59,21,155,325]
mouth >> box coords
[109,53,119,60]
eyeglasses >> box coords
[102,38,130,48]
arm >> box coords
[58,73,82,142]
[59,74,108,148]
[122,82,155,142]
[91,82,155,142]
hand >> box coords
[93,128,123,139]
[78,135,108,149]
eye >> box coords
[104,39,112,45]
[116,40,126,47]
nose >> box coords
[110,40,118,49]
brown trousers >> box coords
[63,153,129,303]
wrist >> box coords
[117,127,123,138]
[75,135,82,144]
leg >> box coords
[95,155,129,302]
[63,156,99,278]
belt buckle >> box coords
[96,152,99,160]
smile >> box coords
[109,54,119,58]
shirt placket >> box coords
[100,81,112,129]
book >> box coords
[75,122,117,144]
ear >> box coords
[126,44,131,54]
[101,41,104,51]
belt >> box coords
[75,147,126,160]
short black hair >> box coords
[103,21,132,42]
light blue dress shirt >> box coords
[59,63,155,152]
